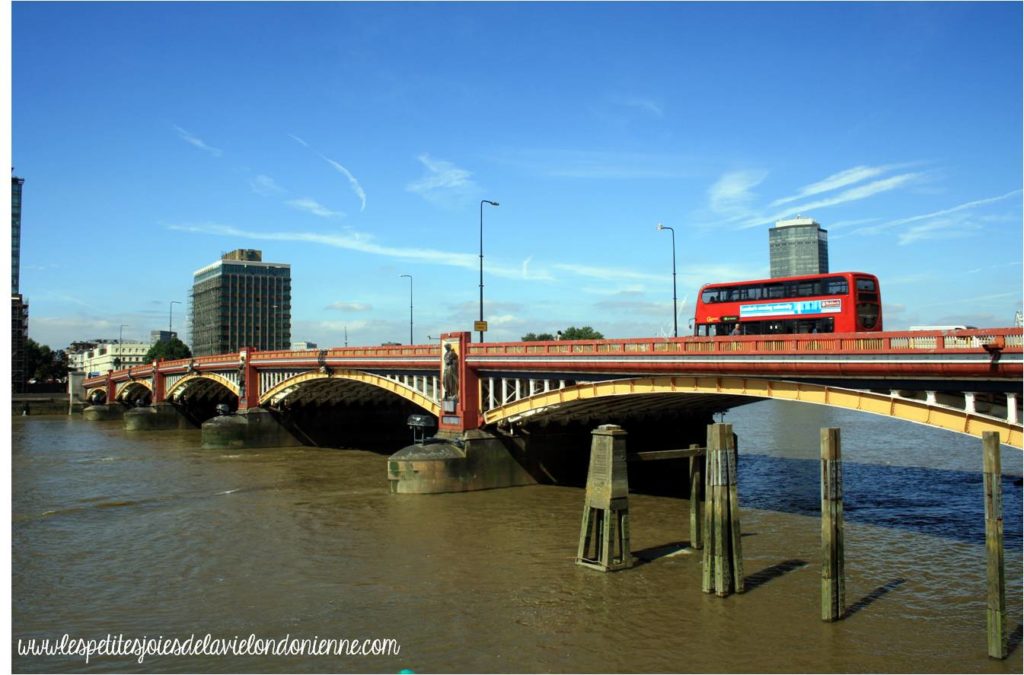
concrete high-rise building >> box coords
[12,176,24,293]
[189,249,291,356]
[12,294,28,392]
[769,216,829,278]
[12,176,28,393]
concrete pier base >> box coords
[201,408,302,449]
[124,402,194,431]
[83,404,125,421]
[387,429,537,494]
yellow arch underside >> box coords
[259,369,440,416]
[115,379,152,399]
[166,372,240,398]
[483,375,1023,449]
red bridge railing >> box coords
[83,327,1022,388]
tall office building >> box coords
[12,176,24,293]
[12,176,28,393]
[189,249,291,356]
[769,216,829,278]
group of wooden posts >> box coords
[575,423,1010,660]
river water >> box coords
[11,400,1024,673]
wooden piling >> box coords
[702,423,743,596]
[983,431,1006,659]
[727,432,744,593]
[820,427,845,622]
[689,443,704,550]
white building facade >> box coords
[69,341,152,377]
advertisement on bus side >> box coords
[739,298,842,318]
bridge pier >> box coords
[201,408,302,449]
[387,429,536,494]
[124,402,195,431]
[83,404,125,421]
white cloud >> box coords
[739,171,924,229]
[887,189,1022,228]
[770,165,893,207]
[288,133,367,211]
[173,125,222,157]
[708,169,768,218]
[287,197,345,219]
[325,301,372,312]
[897,217,980,245]
[520,255,555,281]
[406,154,479,206]
[621,96,664,117]
[170,222,479,270]
[250,174,284,196]
[553,262,666,284]
[318,153,367,212]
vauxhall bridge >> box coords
[80,326,1022,492]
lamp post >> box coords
[169,300,181,334]
[479,199,499,343]
[657,223,678,337]
[400,274,413,345]
[117,324,127,370]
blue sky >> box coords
[11,2,1023,350]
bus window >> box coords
[856,278,877,292]
[857,303,880,329]
[825,278,849,295]
[796,281,817,297]
[701,289,720,304]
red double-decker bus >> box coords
[693,271,882,336]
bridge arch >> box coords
[115,379,152,403]
[483,375,1023,448]
[166,372,240,400]
[260,369,440,416]
[85,386,108,403]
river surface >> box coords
[11,400,1024,673]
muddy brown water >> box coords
[12,400,1024,672]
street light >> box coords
[169,300,181,333]
[656,223,678,338]
[479,199,499,343]
[400,274,413,345]
[117,324,127,370]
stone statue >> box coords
[442,343,459,401]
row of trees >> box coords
[23,337,193,383]
[24,340,70,383]
[521,326,604,341]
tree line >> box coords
[23,337,192,383]
[521,326,604,341]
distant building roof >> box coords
[774,216,821,228]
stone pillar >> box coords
[83,404,125,421]
[67,371,85,415]
[201,408,301,449]
[437,331,479,433]
[124,402,193,431]
[236,349,260,411]
[151,360,166,403]
[105,371,117,403]
[387,429,536,494]
[576,424,633,572]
